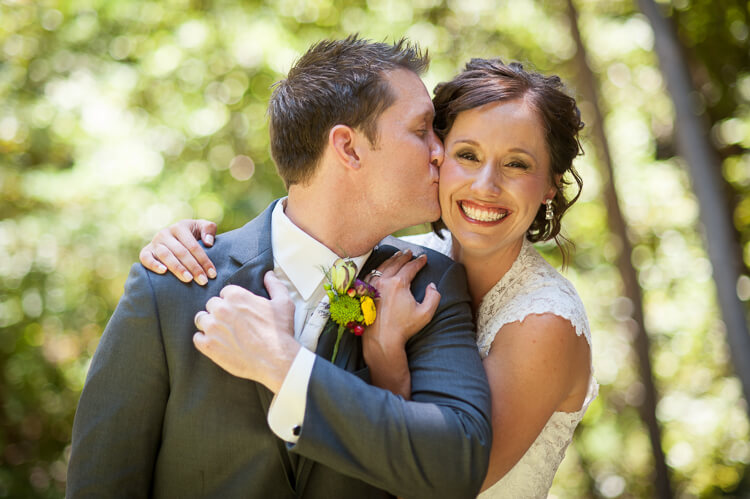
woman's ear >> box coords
[329,124,362,170]
[545,173,562,200]
[544,187,557,203]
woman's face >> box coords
[438,98,556,258]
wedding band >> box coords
[369,270,383,278]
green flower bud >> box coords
[330,258,357,295]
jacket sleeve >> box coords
[66,264,169,498]
[294,261,492,499]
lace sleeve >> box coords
[475,241,591,359]
[476,285,591,359]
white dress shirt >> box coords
[266,199,371,443]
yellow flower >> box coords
[360,296,376,326]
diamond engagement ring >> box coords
[369,270,383,278]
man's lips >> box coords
[458,200,509,224]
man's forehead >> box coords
[383,68,428,94]
[382,69,434,114]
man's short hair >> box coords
[268,35,429,187]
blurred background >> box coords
[1,0,749,497]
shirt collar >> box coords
[271,198,372,301]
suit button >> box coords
[292,425,301,436]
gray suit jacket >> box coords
[67,200,492,499]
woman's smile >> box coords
[457,200,509,225]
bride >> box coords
[140,58,597,498]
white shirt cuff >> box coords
[267,347,316,443]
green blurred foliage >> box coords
[1,0,748,497]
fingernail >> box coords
[182,271,193,282]
[157,264,167,273]
[205,235,214,245]
[418,253,427,259]
[208,268,217,279]
[394,250,402,257]
[196,274,208,286]
[429,282,437,289]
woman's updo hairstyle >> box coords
[432,58,584,252]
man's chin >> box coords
[412,209,441,226]
[427,206,442,223]
[391,204,441,230]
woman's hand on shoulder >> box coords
[361,249,442,399]
[139,219,218,285]
[364,249,441,352]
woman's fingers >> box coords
[395,253,427,283]
[140,220,220,284]
[196,219,217,247]
[415,282,441,330]
[171,224,216,280]
[370,250,427,288]
[362,250,438,348]
[152,242,195,283]
[158,235,209,285]
[368,249,413,282]
[139,245,167,274]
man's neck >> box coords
[284,190,386,257]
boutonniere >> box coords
[322,258,379,362]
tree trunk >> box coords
[637,0,750,415]
[564,1,673,497]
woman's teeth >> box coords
[460,202,508,222]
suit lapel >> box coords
[226,215,402,495]
[219,200,296,493]
[295,242,397,494]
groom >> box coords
[67,36,491,498]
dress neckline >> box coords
[477,238,536,320]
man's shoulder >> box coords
[204,202,276,260]
[139,210,272,298]
[376,235,467,296]
[379,235,456,270]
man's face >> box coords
[358,69,444,231]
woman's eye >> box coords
[457,151,478,162]
[506,160,528,170]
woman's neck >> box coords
[452,236,525,314]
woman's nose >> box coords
[471,164,501,195]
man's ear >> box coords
[329,124,363,170]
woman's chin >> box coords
[451,227,525,259]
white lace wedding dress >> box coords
[403,231,598,499]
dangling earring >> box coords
[545,199,554,220]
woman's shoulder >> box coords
[476,242,591,357]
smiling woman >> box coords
[431,59,584,255]
[394,60,593,498]
[439,99,557,265]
